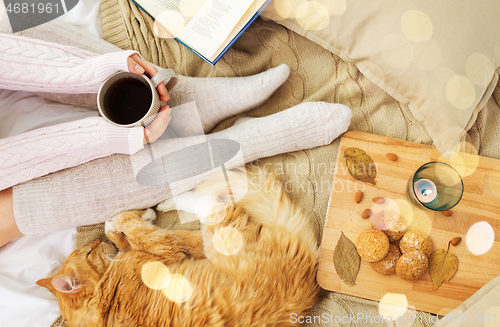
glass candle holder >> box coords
[406,162,464,211]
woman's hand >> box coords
[143,105,172,144]
[127,53,171,144]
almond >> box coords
[442,210,452,216]
[372,197,385,204]
[387,153,398,161]
[355,190,363,203]
[361,209,372,219]
[450,237,461,246]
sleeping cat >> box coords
[37,166,320,326]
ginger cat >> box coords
[37,167,320,326]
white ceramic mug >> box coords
[97,68,178,127]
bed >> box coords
[1,0,499,326]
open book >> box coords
[132,0,273,65]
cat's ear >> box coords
[51,275,81,294]
[36,277,56,293]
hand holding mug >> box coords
[99,53,178,144]
[127,54,169,102]
[129,54,172,144]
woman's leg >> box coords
[167,64,290,134]
[0,188,22,247]
[12,102,351,235]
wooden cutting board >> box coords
[318,130,500,315]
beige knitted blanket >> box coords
[50,0,500,325]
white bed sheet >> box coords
[0,229,76,327]
[0,0,104,325]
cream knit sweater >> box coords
[0,34,144,190]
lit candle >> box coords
[414,179,437,203]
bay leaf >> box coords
[428,248,459,291]
[344,148,377,185]
[333,232,361,286]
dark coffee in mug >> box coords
[98,69,178,127]
[102,78,153,125]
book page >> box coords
[210,0,268,60]
[177,0,256,59]
[157,0,181,11]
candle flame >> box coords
[421,189,433,197]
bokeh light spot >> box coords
[393,199,414,228]
[154,10,185,39]
[446,75,476,110]
[369,197,394,217]
[370,210,399,231]
[295,1,330,31]
[273,0,307,19]
[381,35,414,68]
[369,198,413,229]
[213,226,244,255]
[194,197,225,225]
[319,0,346,16]
[142,261,171,290]
[180,0,207,18]
[162,274,193,303]
[401,10,433,42]
[379,293,408,321]
[273,0,292,19]
[433,162,464,188]
[466,221,495,255]
[408,209,433,236]
[439,141,479,177]
[466,53,495,87]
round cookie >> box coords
[371,211,407,242]
[383,220,407,242]
[370,244,401,275]
[356,229,390,262]
[399,230,432,258]
[395,250,429,280]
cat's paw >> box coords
[157,197,176,212]
[111,210,150,233]
[141,208,157,223]
[157,192,203,214]
[105,219,131,251]
[105,218,117,234]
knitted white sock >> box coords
[129,101,352,188]
[13,102,352,234]
[168,64,290,133]
[209,102,352,162]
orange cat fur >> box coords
[37,166,320,326]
